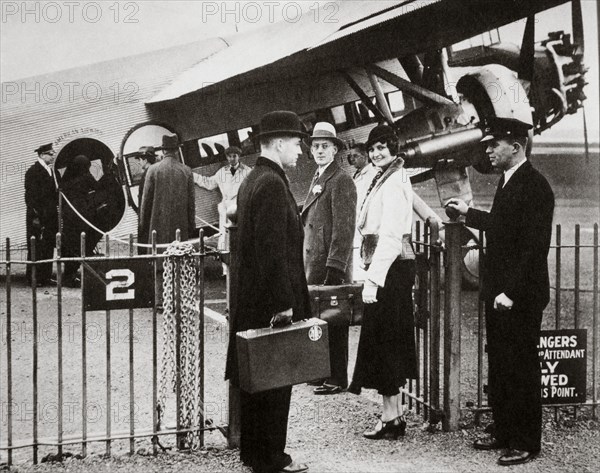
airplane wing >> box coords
[148,0,570,104]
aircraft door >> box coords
[118,122,180,213]
[54,137,126,236]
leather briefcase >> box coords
[308,283,364,326]
[236,318,331,394]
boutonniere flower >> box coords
[312,184,323,195]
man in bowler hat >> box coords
[25,143,58,286]
[446,117,554,466]
[302,122,356,395]
[225,111,311,473]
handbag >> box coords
[307,283,364,326]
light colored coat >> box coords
[139,156,196,248]
[194,163,251,249]
[358,158,413,287]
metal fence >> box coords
[1,220,598,465]
[0,231,218,466]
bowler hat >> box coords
[481,117,533,142]
[161,133,180,150]
[366,124,398,149]
[307,122,345,150]
[254,111,307,140]
[35,143,54,154]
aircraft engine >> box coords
[394,65,533,175]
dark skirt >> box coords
[348,258,417,396]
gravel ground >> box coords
[2,161,599,472]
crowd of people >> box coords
[25,110,554,472]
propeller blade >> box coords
[518,15,536,83]
[572,0,584,55]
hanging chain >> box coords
[158,241,202,450]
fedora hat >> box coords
[307,122,345,150]
[138,146,156,157]
[161,133,180,151]
[366,124,398,149]
[254,110,308,140]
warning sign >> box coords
[538,329,587,404]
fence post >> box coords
[227,220,241,448]
[443,221,462,431]
[428,220,442,421]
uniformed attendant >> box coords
[25,143,58,286]
[446,117,554,466]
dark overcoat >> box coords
[301,160,356,284]
[25,161,58,282]
[466,159,554,453]
[139,156,196,247]
[25,161,58,241]
[225,157,312,385]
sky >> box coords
[1,0,598,140]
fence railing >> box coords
[1,221,598,465]
[0,231,220,466]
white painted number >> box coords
[106,269,135,301]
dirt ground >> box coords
[1,156,599,472]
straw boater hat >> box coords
[307,122,345,150]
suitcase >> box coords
[308,283,364,326]
[236,318,330,393]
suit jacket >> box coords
[139,156,196,246]
[301,160,356,284]
[24,161,58,240]
[466,160,554,309]
[225,157,311,384]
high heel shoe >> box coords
[363,416,406,440]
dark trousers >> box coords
[240,386,292,473]
[26,234,54,284]
[486,301,543,452]
[326,325,349,388]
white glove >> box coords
[362,280,379,304]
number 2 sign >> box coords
[83,260,155,311]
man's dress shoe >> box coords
[498,449,537,466]
[313,384,342,395]
[473,437,507,451]
[278,460,308,472]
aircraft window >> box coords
[198,132,228,158]
[331,105,350,131]
[238,127,257,155]
[387,91,405,116]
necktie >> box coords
[230,167,236,176]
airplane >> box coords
[0,0,589,286]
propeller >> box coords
[517,14,536,84]
[571,0,584,56]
